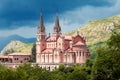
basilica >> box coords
[36,12,90,65]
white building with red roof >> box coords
[36,12,90,65]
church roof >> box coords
[66,48,74,52]
[8,53,30,56]
[0,56,9,58]
[64,36,72,40]
[73,41,85,46]
[42,48,53,53]
[46,36,57,42]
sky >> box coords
[0,0,120,38]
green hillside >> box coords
[66,14,120,58]
[67,14,120,45]
[1,40,33,55]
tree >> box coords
[0,64,5,70]
[68,70,87,80]
[4,48,14,55]
[92,27,120,80]
[58,64,65,72]
[15,67,28,80]
[31,43,36,62]
[0,68,16,80]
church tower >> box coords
[53,12,61,37]
[36,11,46,63]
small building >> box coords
[8,53,31,63]
[0,53,31,63]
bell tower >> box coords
[36,11,46,63]
[53,12,62,37]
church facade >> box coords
[36,12,90,65]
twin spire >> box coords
[38,10,61,35]
[54,12,61,34]
[38,10,45,33]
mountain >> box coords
[0,40,33,55]
[66,14,120,58]
[0,35,36,51]
[66,14,120,45]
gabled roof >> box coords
[73,41,85,46]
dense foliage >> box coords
[92,27,120,80]
[0,63,92,80]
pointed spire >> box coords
[54,11,61,34]
[38,9,45,33]
[40,9,44,27]
[55,12,60,27]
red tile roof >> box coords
[46,36,57,41]
[0,56,9,58]
[8,53,31,56]
[74,41,85,46]
[64,36,72,40]
[42,48,53,53]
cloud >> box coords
[0,0,120,38]
[57,0,120,33]
[0,0,112,30]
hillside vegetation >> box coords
[66,14,120,45]
[0,40,33,55]
[0,35,35,51]
[66,14,120,57]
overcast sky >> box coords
[0,0,120,38]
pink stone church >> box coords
[36,12,90,65]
